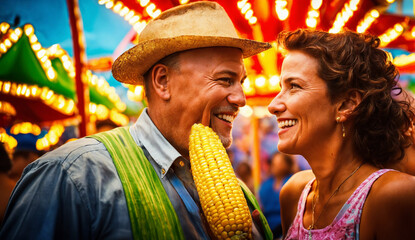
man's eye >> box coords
[218,78,232,83]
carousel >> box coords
[0,0,414,189]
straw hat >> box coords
[112,1,271,85]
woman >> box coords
[268,29,415,239]
[259,152,295,239]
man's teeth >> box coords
[217,114,234,123]
[278,119,297,129]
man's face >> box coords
[166,47,246,155]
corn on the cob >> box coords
[189,123,252,240]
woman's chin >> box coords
[278,143,293,154]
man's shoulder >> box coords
[36,137,107,165]
[26,137,114,178]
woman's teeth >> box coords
[217,114,234,123]
[278,119,297,129]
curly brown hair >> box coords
[278,29,414,167]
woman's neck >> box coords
[304,138,364,196]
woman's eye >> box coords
[291,83,301,89]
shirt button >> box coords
[179,161,185,167]
[161,168,166,174]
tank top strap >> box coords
[334,169,395,223]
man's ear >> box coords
[337,90,362,121]
[150,64,171,101]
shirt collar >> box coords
[129,108,183,178]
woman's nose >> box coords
[268,92,285,116]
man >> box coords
[0,2,271,239]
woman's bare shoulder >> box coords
[370,170,415,199]
[363,170,415,239]
[280,170,315,205]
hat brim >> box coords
[112,35,271,85]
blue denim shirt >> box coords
[0,109,263,239]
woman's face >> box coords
[268,51,338,156]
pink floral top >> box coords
[285,169,393,240]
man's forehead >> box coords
[180,47,243,58]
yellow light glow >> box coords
[96,105,109,119]
[249,16,257,25]
[133,21,146,34]
[65,100,75,114]
[105,1,114,9]
[21,85,27,96]
[90,103,97,114]
[238,0,248,9]
[14,28,22,37]
[0,130,18,150]
[245,9,254,19]
[240,105,253,118]
[120,6,130,17]
[278,9,289,20]
[370,9,379,18]
[241,3,251,14]
[37,49,46,58]
[47,68,56,80]
[4,39,12,47]
[40,55,48,63]
[32,43,41,51]
[46,90,54,100]
[0,22,10,34]
[30,35,38,43]
[125,10,135,20]
[3,82,11,93]
[179,0,189,4]
[269,75,280,86]
[16,85,22,96]
[24,24,34,36]
[31,86,39,96]
[394,23,404,32]
[276,0,288,8]
[48,44,58,56]
[386,0,395,3]
[116,102,126,112]
[140,0,150,7]
[306,17,317,28]
[0,43,6,53]
[57,95,65,109]
[98,0,109,5]
[255,76,266,88]
[9,32,18,42]
[129,15,140,24]
[308,10,319,18]
[113,2,123,13]
[311,0,322,9]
